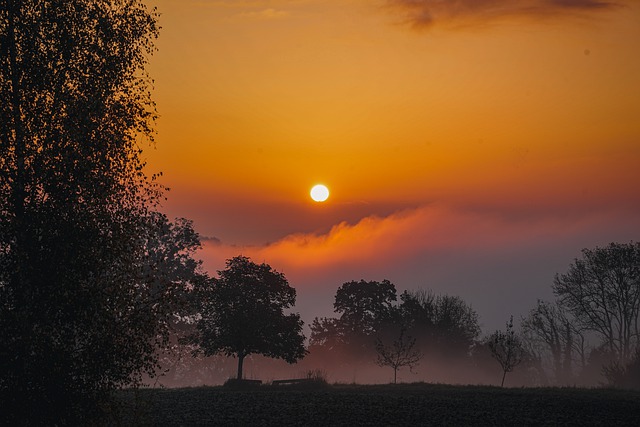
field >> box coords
[113,383,640,426]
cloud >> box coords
[199,235,222,245]
[199,202,635,281]
[235,8,291,20]
[385,0,625,28]
[197,203,639,331]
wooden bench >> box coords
[271,378,314,385]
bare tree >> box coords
[553,242,640,363]
[488,316,525,387]
[375,328,422,384]
[521,300,587,384]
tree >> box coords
[375,328,422,384]
[309,317,347,349]
[194,256,306,380]
[399,290,480,357]
[488,316,525,387]
[553,242,640,363]
[308,279,397,363]
[0,1,204,424]
[521,300,586,384]
[334,279,397,336]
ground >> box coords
[113,383,640,426]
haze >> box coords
[144,0,640,333]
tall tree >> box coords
[0,1,203,423]
[553,242,640,363]
[488,316,525,387]
[194,256,306,380]
[521,299,586,384]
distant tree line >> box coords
[179,242,640,389]
[306,279,489,383]
[521,242,640,388]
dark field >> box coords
[114,383,640,426]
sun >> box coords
[310,184,330,202]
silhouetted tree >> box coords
[553,242,640,363]
[0,1,204,424]
[334,279,398,336]
[308,279,398,365]
[400,290,480,357]
[194,256,306,380]
[309,317,347,349]
[521,300,586,384]
[375,328,422,384]
[488,316,525,387]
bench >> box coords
[271,378,314,385]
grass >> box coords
[112,382,640,426]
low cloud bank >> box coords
[197,203,638,330]
[385,0,625,28]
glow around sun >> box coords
[310,184,330,202]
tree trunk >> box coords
[501,370,507,387]
[7,1,26,227]
[394,367,397,384]
[237,352,245,380]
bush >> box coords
[304,369,329,384]
[603,349,640,389]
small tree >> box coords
[194,256,306,380]
[488,316,525,387]
[375,328,422,384]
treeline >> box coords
[2,1,639,424]
[158,242,640,389]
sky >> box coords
[143,0,640,333]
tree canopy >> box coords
[553,242,640,363]
[400,290,480,357]
[194,256,306,380]
[309,280,481,381]
[334,279,397,336]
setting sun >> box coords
[310,184,330,202]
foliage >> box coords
[193,256,307,380]
[375,328,422,384]
[309,279,398,361]
[488,316,525,387]
[309,316,347,349]
[309,282,481,376]
[0,1,205,423]
[334,279,397,336]
[400,290,480,357]
[553,242,640,363]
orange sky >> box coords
[143,0,640,331]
